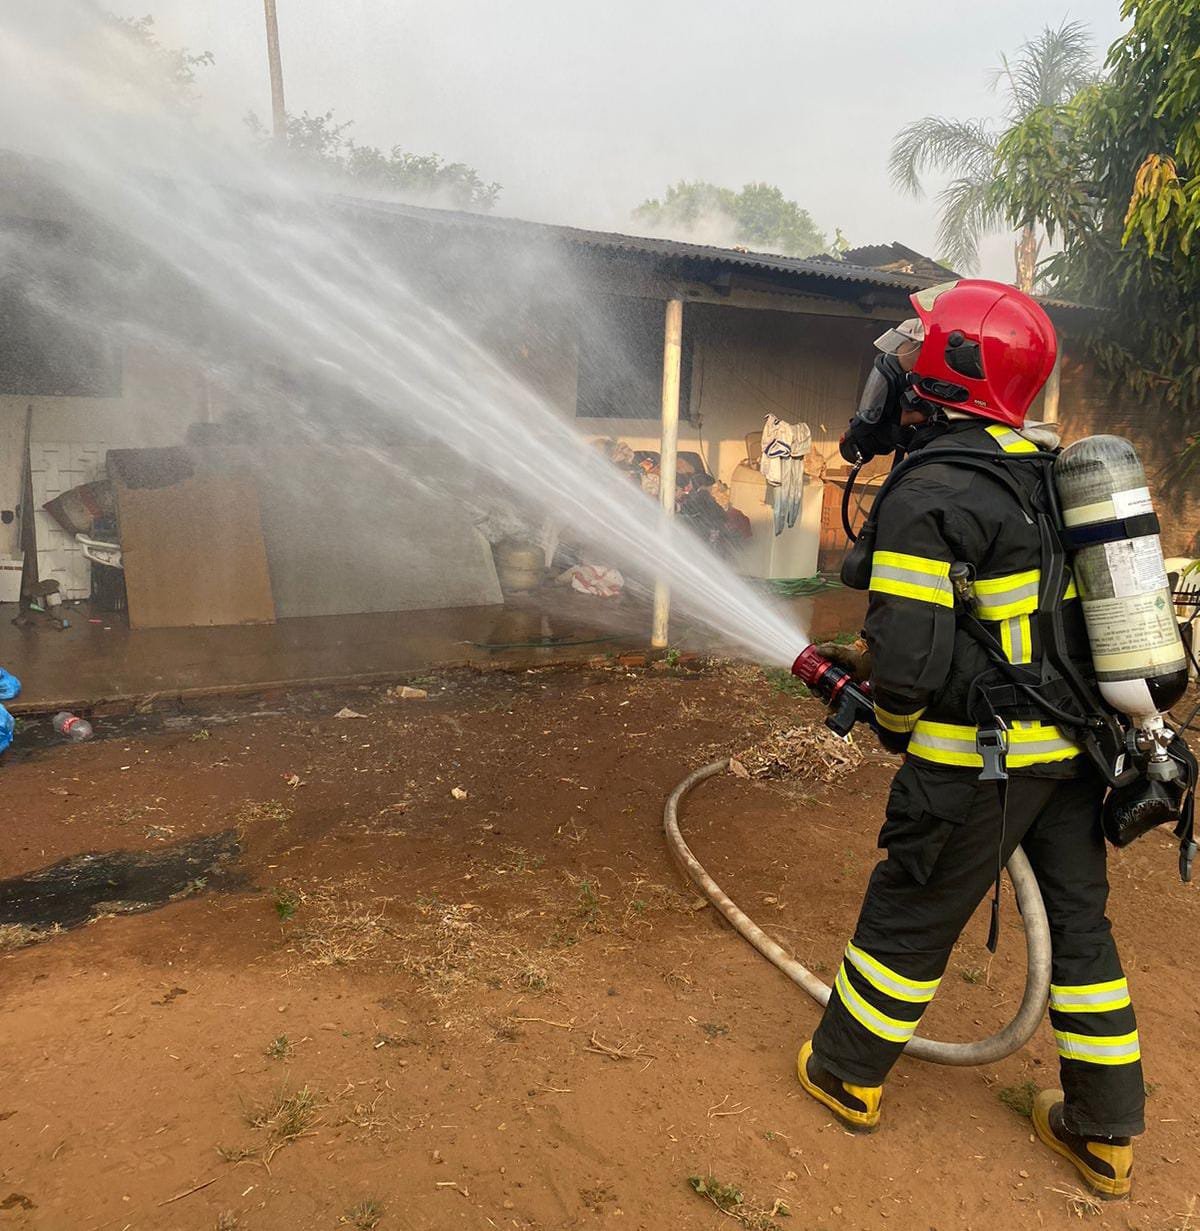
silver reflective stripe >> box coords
[871,562,951,593]
[1004,616,1028,664]
[845,943,939,1004]
[982,577,1039,607]
[1010,736,1072,756]
[911,730,977,754]
[1054,1030,1141,1063]
[1050,980,1131,1013]
[834,967,918,1044]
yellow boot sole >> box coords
[1032,1089,1131,1200]
[796,1041,881,1133]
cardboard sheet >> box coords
[109,447,275,629]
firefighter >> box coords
[798,280,1143,1201]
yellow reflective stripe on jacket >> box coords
[1053,1028,1141,1065]
[1064,573,1078,601]
[1050,978,1132,1014]
[1000,614,1033,665]
[834,966,920,1044]
[973,568,1040,619]
[907,719,1080,768]
[986,424,1039,454]
[875,704,925,735]
[845,943,940,1004]
[869,550,954,608]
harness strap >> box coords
[1061,511,1161,549]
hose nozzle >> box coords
[791,645,876,738]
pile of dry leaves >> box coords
[730,721,864,784]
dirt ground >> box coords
[1,663,1197,1231]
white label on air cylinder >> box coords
[1103,536,1170,597]
[1083,590,1184,673]
[1110,486,1154,518]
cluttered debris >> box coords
[731,721,865,785]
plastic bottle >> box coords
[53,711,94,742]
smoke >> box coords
[0,0,810,665]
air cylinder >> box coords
[1054,435,1187,724]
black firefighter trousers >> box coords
[811,759,1145,1138]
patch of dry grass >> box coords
[246,1085,323,1162]
[399,899,566,1002]
[233,799,293,830]
[285,881,393,969]
[340,1200,383,1229]
[1048,1184,1102,1218]
[0,924,44,952]
[731,720,866,785]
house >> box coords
[0,152,1187,706]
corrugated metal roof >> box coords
[333,196,941,291]
[333,195,1094,313]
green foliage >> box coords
[761,667,810,699]
[889,20,1098,277]
[273,888,299,921]
[102,12,213,102]
[634,180,827,257]
[997,1079,1039,1117]
[247,110,500,212]
[991,0,1200,474]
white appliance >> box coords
[729,462,822,580]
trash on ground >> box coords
[53,712,94,743]
[333,707,368,720]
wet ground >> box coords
[0,587,866,713]
[2,662,1195,1231]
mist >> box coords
[98,0,1128,276]
[0,0,811,666]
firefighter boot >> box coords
[1032,1089,1132,1200]
[796,1040,882,1133]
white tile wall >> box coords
[29,441,107,600]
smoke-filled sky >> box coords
[106,1,1126,280]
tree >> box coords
[633,180,828,257]
[888,20,1097,289]
[101,12,213,106]
[991,0,1200,476]
[247,109,500,212]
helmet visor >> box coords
[873,318,925,355]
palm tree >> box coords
[889,20,1097,291]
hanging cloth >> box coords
[760,416,812,535]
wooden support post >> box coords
[263,0,287,143]
[651,297,684,648]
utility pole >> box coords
[263,0,287,143]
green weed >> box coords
[997,1079,1039,1117]
[761,667,810,699]
[273,888,300,921]
[341,1200,383,1230]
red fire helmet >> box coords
[908,279,1058,428]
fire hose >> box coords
[664,760,1053,1067]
